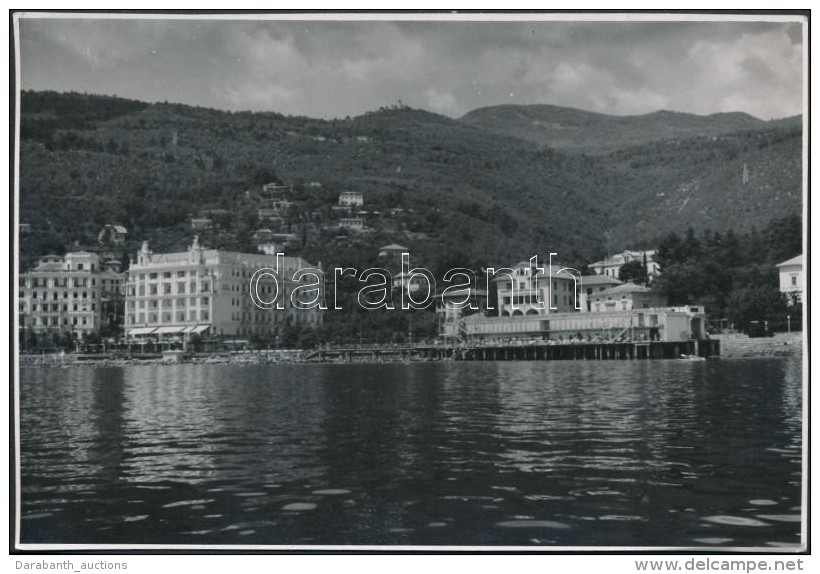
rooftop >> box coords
[579,275,623,286]
[596,282,654,297]
[776,254,803,268]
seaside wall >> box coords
[712,332,803,359]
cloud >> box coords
[17,16,804,120]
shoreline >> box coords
[18,333,802,368]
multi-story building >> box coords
[461,305,707,343]
[18,251,125,338]
[776,254,803,304]
[338,191,364,207]
[124,238,323,339]
[338,218,364,232]
[589,249,660,279]
[492,260,580,316]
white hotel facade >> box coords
[125,238,323,339]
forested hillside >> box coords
[18,91,802,274]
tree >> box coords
[119,249,131,272]
[618,260,649,285]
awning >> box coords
[127,327,156,336]
[191,325,210,334]
[155,326,185,335]
[181,326,197,333]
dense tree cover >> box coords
[18,91,615,272]
[617,259,649,285]
[652,215,802,332]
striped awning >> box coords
[127,327,156,336]
[155,326,185,335]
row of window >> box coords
[26,290,96,300]
[23,302,97,313]
[502,294,572,306]
[129,281,212,296]
[127,297,210,309]
[127,310,210,324]
[28,315,94,327]
[130,268,233,282]
[22,277,96,288]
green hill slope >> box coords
[460,103,799,154]
[17,92,802,273]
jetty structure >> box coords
[307,260,719,362]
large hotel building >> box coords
[18,251,125,338]
[125,238,323,338]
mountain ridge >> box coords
[459,103,800,154]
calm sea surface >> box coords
[19,359,802,547]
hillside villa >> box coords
[776,254,803,304]
[589,249,660,279]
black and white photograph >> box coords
[11,10,808,557]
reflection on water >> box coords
[19,359,802,547]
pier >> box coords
[303,339,720,362]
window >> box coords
[201,282,210,292]
[201,296,209,305]
[201,310,209,321]
[149,273,158,280]
[138,285,145,296]
[177,298,186,307]
[78,263,84,270]
[149,285,158,295]
[177,282,185,294]
[32,291,38,299]
[177,271,185,278]
[791,274,798,286]
[163,271,172,279]
[163,283,172,294]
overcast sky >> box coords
[17,15,805,120]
